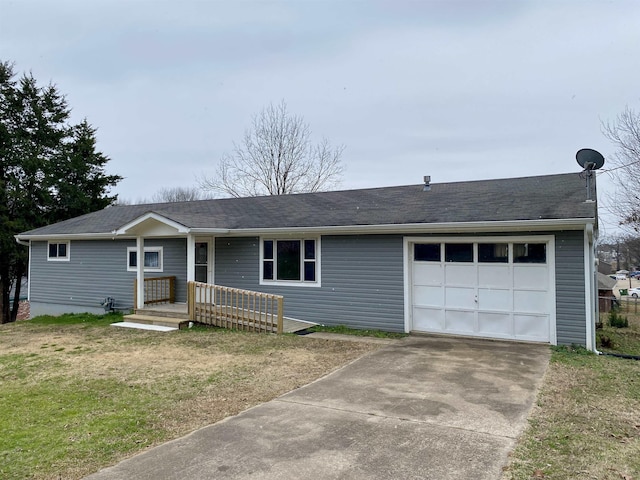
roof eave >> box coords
[15,217,594,241]
[218,217,596,236]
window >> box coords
[414,243,440,262]
[48,241,70,261]
[262,238,319,285]
[478,243,508,263]
[445,243,473,262]
[513,243,546,264]
[127,247,163,272]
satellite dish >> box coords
[576,148,605,170]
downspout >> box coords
[584,223,596,351]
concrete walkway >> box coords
[85,336,550,480]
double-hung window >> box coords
[261,238,319,286]
[48,241,70,261]
[127,246,163,272]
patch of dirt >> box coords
[0,321,383,478]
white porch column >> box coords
[136,236,145,309]
[186,233,195,282]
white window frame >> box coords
[259,237,321,287]
[47,241,70,262]
[127,246,164,272]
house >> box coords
[597,272,617,314]
[15,172,599,348]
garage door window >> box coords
[478,243,509,263]
[414,243,440,262]
[445,243,473,262]
[514,243,546,263]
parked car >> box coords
[616,273,628,280]
[628,287,640,298]
[631,271,640,279]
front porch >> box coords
[125,278,314,334]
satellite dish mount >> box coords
[576,148,605,201]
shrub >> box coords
[608,310,629,328]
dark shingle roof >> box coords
[18,173,596,237]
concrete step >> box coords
[124,313,190,329]
[111,322,178,332]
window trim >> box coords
[127,246,164,272]
[259,237,321,287]
[47,241,70,262]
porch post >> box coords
[187,233,195,282]
[136,236,145,309]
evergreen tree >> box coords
[0,61,121,323]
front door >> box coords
[195,241,209,283]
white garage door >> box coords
[410,239,554,343]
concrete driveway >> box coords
[85,336,550,480]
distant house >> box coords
[597,273,617,313]
[598,260,613,275]
[16,173,599,349]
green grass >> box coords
[27,312,122,327]
[504,317,640,480]
[308,324,407,339]
[0,312,380,479]
[0,377,171,480]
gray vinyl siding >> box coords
[29,239,187,312]
[554,230,587,345]
[215,235,406,332]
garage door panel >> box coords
[410,240,552,344]
[413,306,444,331]
[514,290,548,314]
[478,312,512,336]
[478,288,512,311]
[514,314,549,341]
[445,287,476,309]
[445,265,476,286]
[413,285,444,307]
[514,266,548,290]
[478,265,511,288]
[412,263,443,286]
[445,310,475,334]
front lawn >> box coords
[0,313,381,479]
[503,307,640,479]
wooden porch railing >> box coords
[134,276,176,306]
[188,281,284,334]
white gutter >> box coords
[15,217,594,241]
[193,217,595,236]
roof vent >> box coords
[423,176,431,192]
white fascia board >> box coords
[16,232,128,241]
[115,212,190,235]
[221,217,595,237]
[15,217,594,241]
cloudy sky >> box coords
[1,0,638,234]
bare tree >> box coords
[602,106,640,231]
[199,101,344,197]
[151,186,207,203]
